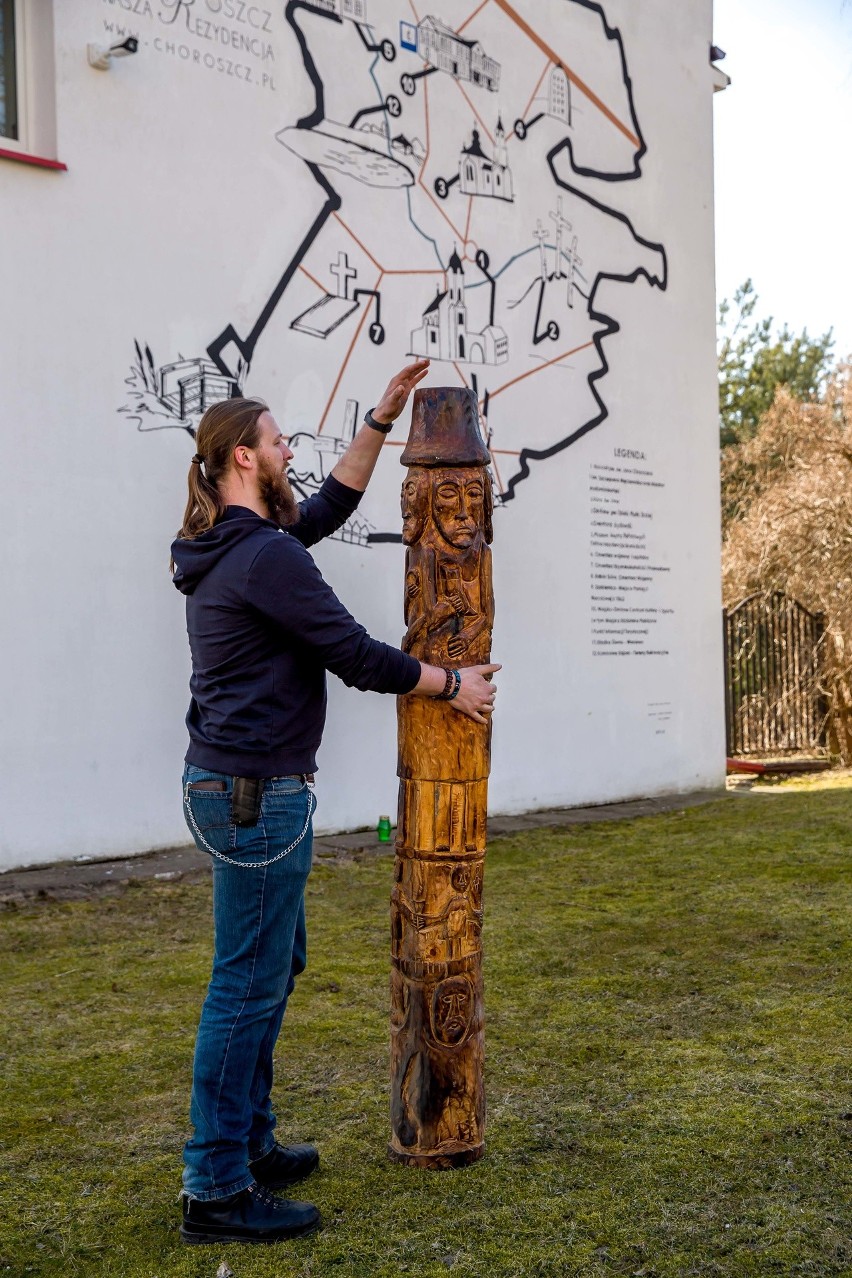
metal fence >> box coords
[724,593,828,757]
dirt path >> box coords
[0,790,725,907]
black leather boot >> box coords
[180,1183,320,1244]
[249,1142,320,1189]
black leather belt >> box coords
[189,773,314,792]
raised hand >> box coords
[373,360,430,425]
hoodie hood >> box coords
[171,506,276,595]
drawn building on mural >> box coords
[410,248,508,364]
[548,63,573,125]
[288,400,374,546]
[305,0,367,18]
[360,121,426,165]
[415,16,501,91]
[391,132,425,163]
[458,117,513,201]
[159,358,236,420]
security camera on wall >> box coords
[87,37,139,71]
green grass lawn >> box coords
[1,794,850,1277]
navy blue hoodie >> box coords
[171,475,420,778]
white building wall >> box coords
[0,0,724,869]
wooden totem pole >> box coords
[389,386,494,1169]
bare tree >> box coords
[722,367,852,757]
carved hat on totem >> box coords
[401,387,491,468]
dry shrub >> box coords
[722,366,852,757]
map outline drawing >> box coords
[121,0,668,545]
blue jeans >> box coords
[181,764,316,1201]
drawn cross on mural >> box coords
[549,198,572,279]
[330,251,357,300]
[532,220,549,282]
[565,236,583,307]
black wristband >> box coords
[364,407,394,435]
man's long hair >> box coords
[176,397,268,542]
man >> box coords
[171,360,499,1245]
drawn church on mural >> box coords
[459,118,513,201]
[410,249,509,364]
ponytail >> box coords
[178,455,228,543]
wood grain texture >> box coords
[389,387,494,1169]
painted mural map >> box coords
[121,0,668,544]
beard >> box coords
[258,454,301,528]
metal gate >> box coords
[724,593,828,756]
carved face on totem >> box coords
[401,471,430,545]
[430,976,474,1047]
[451,865,470,892]
[431,470,486,550]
